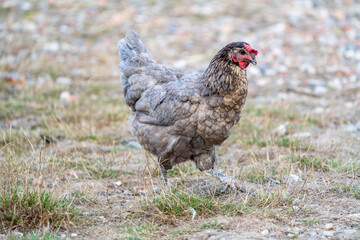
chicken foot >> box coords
[204,169,255,195]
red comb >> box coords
[244,43,258,55]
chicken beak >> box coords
[247,58,257,65]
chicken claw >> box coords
[205,169,255,196]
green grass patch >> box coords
[244,171,267,184]
[0,188,79,231]
[332,184,360,199]
[239,136,267,147]
[199,220,224,230]
[7,231,61,240]
[301,218,321,225]
[243,164,288,184]
[166,163,198,177]
[79,134,116,141]
[69,159,126,179]
[142,190,245,218]
[121,224,158,240]
[335,162,360,173]
[289,155,360,173]
[289,155,330,171]
[247,191,295,209]
[68,158,132,179]
[170,229,194,235]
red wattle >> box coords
[239,61,249,69]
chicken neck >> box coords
[203,53,248,96]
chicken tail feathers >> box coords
[118,30,153,68]
[118,30,157,110]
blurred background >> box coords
[1,0,359,88]
[1,0,360,141]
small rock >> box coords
[122,138,142,149]
[347,213,360,218]
[128,141,142,148]
[8,118,25,128]
[13,231,23,237]
[285,174,303,185]
[328,78,342,89]
[60,233,66,238]
[113,181,122,187]
[305,203,320,209]
[4,72,26,85]
[122,189,132,195]
[44,41,60,52]
[56,77,72,85]
[345,102,354,108]
[18,1,33,11]
[344,229,357,235]
[325,223,334,230]
[313,107,324,113]
[293,227,300,234]
[70,233,78,237]
[271,122,289,136]
[323,230,333,237]
[60,91,77,103]
[37,73,52,85]
[292,206,300,212]
[174,59,187,70]
[292,132,311,138]
[314,85,328,95]
[356,122,360,132]
[64,170,83,179]
[335,227,343,233]
[41,135,56,144]
[261,230,269,236]
[60,91,71,101]
[309,232,318,237]
[122,211,135,218]
[343,123,357,133]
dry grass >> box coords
[1,80,359,238]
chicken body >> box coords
[118,31,257,188]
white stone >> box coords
[56,77,72,85]
[60,91,71,101]
[323,231,334,237]
[293,132,311,138]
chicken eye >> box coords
[240,50,246,55]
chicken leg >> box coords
[160,165,168,187]
[204,169,254,195]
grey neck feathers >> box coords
[203,57,247,96]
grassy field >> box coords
[1,0,360,239]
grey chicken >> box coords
[118,30,258,192]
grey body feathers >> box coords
[118,30,248,171]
